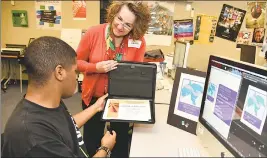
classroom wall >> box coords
[1,1,266,80]
[146,1,266,71]
[1,1,99,47]
[1,1,100,80]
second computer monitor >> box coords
[199,55,267,157]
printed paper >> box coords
[144,1,175,46]
[174,19,194,41]
[215,4,246,42]
[72,0,86,20]
[251,28,265,47]
[35,1,62,30]
[194,14,217,44]
[246,2,266,28]
[103,99,151,122]
[236,29,253,45]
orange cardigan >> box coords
[76,23,146,106]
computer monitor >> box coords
[199,55,267,157]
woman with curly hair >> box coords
[76,1,151,157]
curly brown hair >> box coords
[106,1,151,40]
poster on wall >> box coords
[246,2,266,28]
[173,19,193,42]
[72,0,86,20]
[12,10,28,27]
[35,1,62,30]
[236,29,253,45]
[144,1,175,46]
[194,14,217,44]
[215,4,246,42]
[259,34,267,57]
[259,13,267,57]
[251,28,265,46]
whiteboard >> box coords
[61,28,82,51]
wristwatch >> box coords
[96,146,111,157]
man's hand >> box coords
[72,94,108,129]
[96,60,118,73]
[94,94,108,112]
[101,130,117,150]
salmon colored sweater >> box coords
[76,23,146,106]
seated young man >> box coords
[2,36,116,158]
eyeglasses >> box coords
[114,15,133,31]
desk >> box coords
[130,77,210,157]
[130,74,236,157]
[130,101,210,157]
[1,55,23,93]
[154,89,171,104]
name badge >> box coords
[128,39,142,48]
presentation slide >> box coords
[174,73,205,122]
[102,99,151,122]
[213,84,238,126]
[240,85,267,135]
[203,66,242,138]
[207,82,217,102]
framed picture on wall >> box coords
[167,67,206,135]
[11,10,28,27]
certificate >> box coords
[102,99,151,122]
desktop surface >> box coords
[130,103,210,157]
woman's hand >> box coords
[94,94,109,112]
[96,60,118,73]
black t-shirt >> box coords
[2,98,89,158]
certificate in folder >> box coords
[101,62,157,124]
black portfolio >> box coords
[101,61,157,124]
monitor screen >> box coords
[199,56,267,157]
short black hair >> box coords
[24,36,77,85]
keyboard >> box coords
[178,147,202,157]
